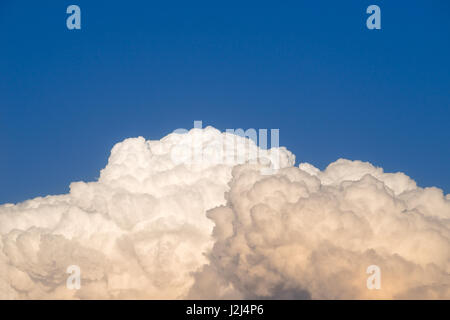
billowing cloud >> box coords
[0,126,292,299]
[190,160,449,299]
[0,126,448,299]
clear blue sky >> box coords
[0,1,449,203]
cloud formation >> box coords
[190,160,450,299]
[0,126,292,299]
[0,127,448,299]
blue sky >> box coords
[0,0,449,203]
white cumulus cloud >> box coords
[0,126,448,299]
[0,126,292,299]
[190,160,449,299]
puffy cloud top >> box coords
[0,126,292,299]
[192,162,449,299]
[0,127,448,299]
